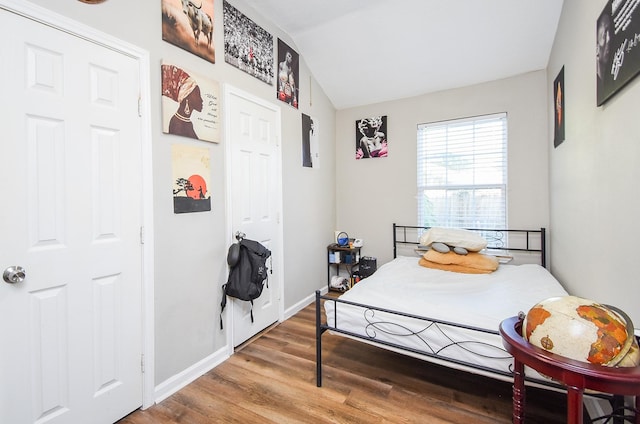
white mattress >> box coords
[324,256,569,381]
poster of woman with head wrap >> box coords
[161,62,221,142]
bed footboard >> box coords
[315,289,563,390]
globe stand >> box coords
[500,315,640,424]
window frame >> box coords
[416,112,508,231]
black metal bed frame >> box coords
[392,223,546,267]
[315,224,551,388]
[315,225,636,422]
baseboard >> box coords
[154,285,329,405]
[283,286,328,320]
[153,347,230,404]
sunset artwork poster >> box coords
[171,144,212,213]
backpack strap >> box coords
[220,283,228,330]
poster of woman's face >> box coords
[161,62,221,143]
[355,115,388,159]
[277,39,299,109]
[162,0,215,64]
[223,0,274,85]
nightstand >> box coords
[327,243,361,292]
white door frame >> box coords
[0,0,156,409]
[223,84,285,354]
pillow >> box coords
[418,258,494,274]
[422,250,499,272]
[419,227,488,252]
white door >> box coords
[226,87,282,347]
[0,8,143,424]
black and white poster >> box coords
[597,0,640,106]
[302,114,319,168]
[223,0,274,85]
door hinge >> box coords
[140,226,144,245]
[141,354,145,374]
[138,96,142,117]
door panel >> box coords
[0,8,143,424]
[228,90,281,346]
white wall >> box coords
[335,71,551,267]
[547,0,640,329]
[23,0,336,387]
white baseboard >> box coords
[283,286,328,320]
[153,347,230,404]
[153,286,328,406]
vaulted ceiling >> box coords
[242,0,564,109]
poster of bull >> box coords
[223,0,274,85]
[162,0,215,64]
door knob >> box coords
[3,266,26,284]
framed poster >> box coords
[596,0,640,106]
[277,39,299,108]
[171,144,212,214]
[161,0,215,64]
[161,62,221,143]
[302,114,319,168]
[554,66,565,148]
[355,115,388,159]
[223,0,274,85]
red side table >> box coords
[499,315,640,424]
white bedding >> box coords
[324,255,569,380]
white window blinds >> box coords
[417,113,507,230]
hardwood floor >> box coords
[118,299,569,423]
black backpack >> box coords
[220,238,271,328]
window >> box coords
[417,113,507,230]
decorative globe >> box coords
[523,296,640,367]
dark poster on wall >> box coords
[554,66,565,148]
[596,0,640,106]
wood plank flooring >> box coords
[118,299,570,423]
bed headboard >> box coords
[392,224,546,268]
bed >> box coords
[315,224,568,389]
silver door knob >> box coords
[3,266,26,284]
